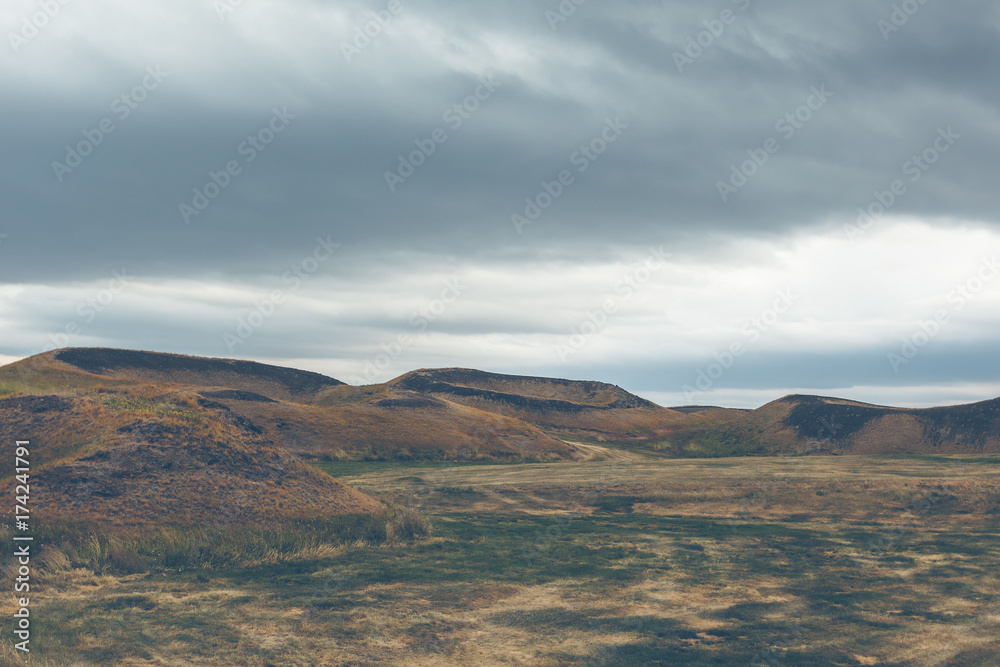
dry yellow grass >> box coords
[2,454,997,665]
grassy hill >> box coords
[5,348,999,476]
[4,349,1000,664]
[53,347,344,401]
[677,394,1000,457]
[0,386,384,530]
[385,367,694,443]
[0,350,580,466]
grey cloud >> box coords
[1,0,996,283]
[2,0,998,405]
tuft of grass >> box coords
[100,393,204,422]
[437,486,482,496]
[0,507,431,574]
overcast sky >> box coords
[1,0,998,408]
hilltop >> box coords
[0,350,582,465]
[674,393,1000,456]
[53,347,344,401]
[4,348,999,478]
[383,367,688,443]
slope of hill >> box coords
[51,347,345,401]
[682,394,1000,456]
[383,368,688,442]
[200,384,577,462]
[5,348,999,468]
[393,368,659,409]
[0,349,579,463]
[0,388,384,529]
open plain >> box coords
[5,451,999,665]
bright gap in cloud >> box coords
[1,216,997,407]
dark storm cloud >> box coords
[2,0,999,405]
[1,0,997,283]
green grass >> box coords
[0,508,431,575]
[101,393,178,414]
[870,453,1000,465]
[311,458,539,477]
[24,508,995,664]
[7,456,1000,664]
[0,365,125,396]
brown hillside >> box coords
[198,384,577,462]
[383,368,687,443]
[391,368,659,408]
[690,394,1000,456]
[0,350,578,463]
[0,389,384,529]
[13,348,998,461]
[50,348,344,401]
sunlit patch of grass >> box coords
[0,508,431,575]
[99,393,205,423]
[5,456,1000,664]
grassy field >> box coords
[4,455,1000,665]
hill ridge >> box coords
[52,347,344,401]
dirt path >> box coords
[559,440,647,462]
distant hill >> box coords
[0,349,579,464]
[668,405,749,415]
[387,368,688,442]
[679,394,1000,456]
[53,347,344,401]
[393,368,659,410]
[4,348,999,481]
[204,383,576,462]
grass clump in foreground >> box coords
[0,506,430,575]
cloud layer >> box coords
[2,0,998,407]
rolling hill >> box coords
[678,394,1000,457]
[4,346,1000,507]
[0,388,384,529]
[53,347,344,401]
[384,367,690,442]
[0,349,581,466]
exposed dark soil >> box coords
[56,348,343,397]
[200,389,277,403]
[398,369,657,412]
[0,394,74,413]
